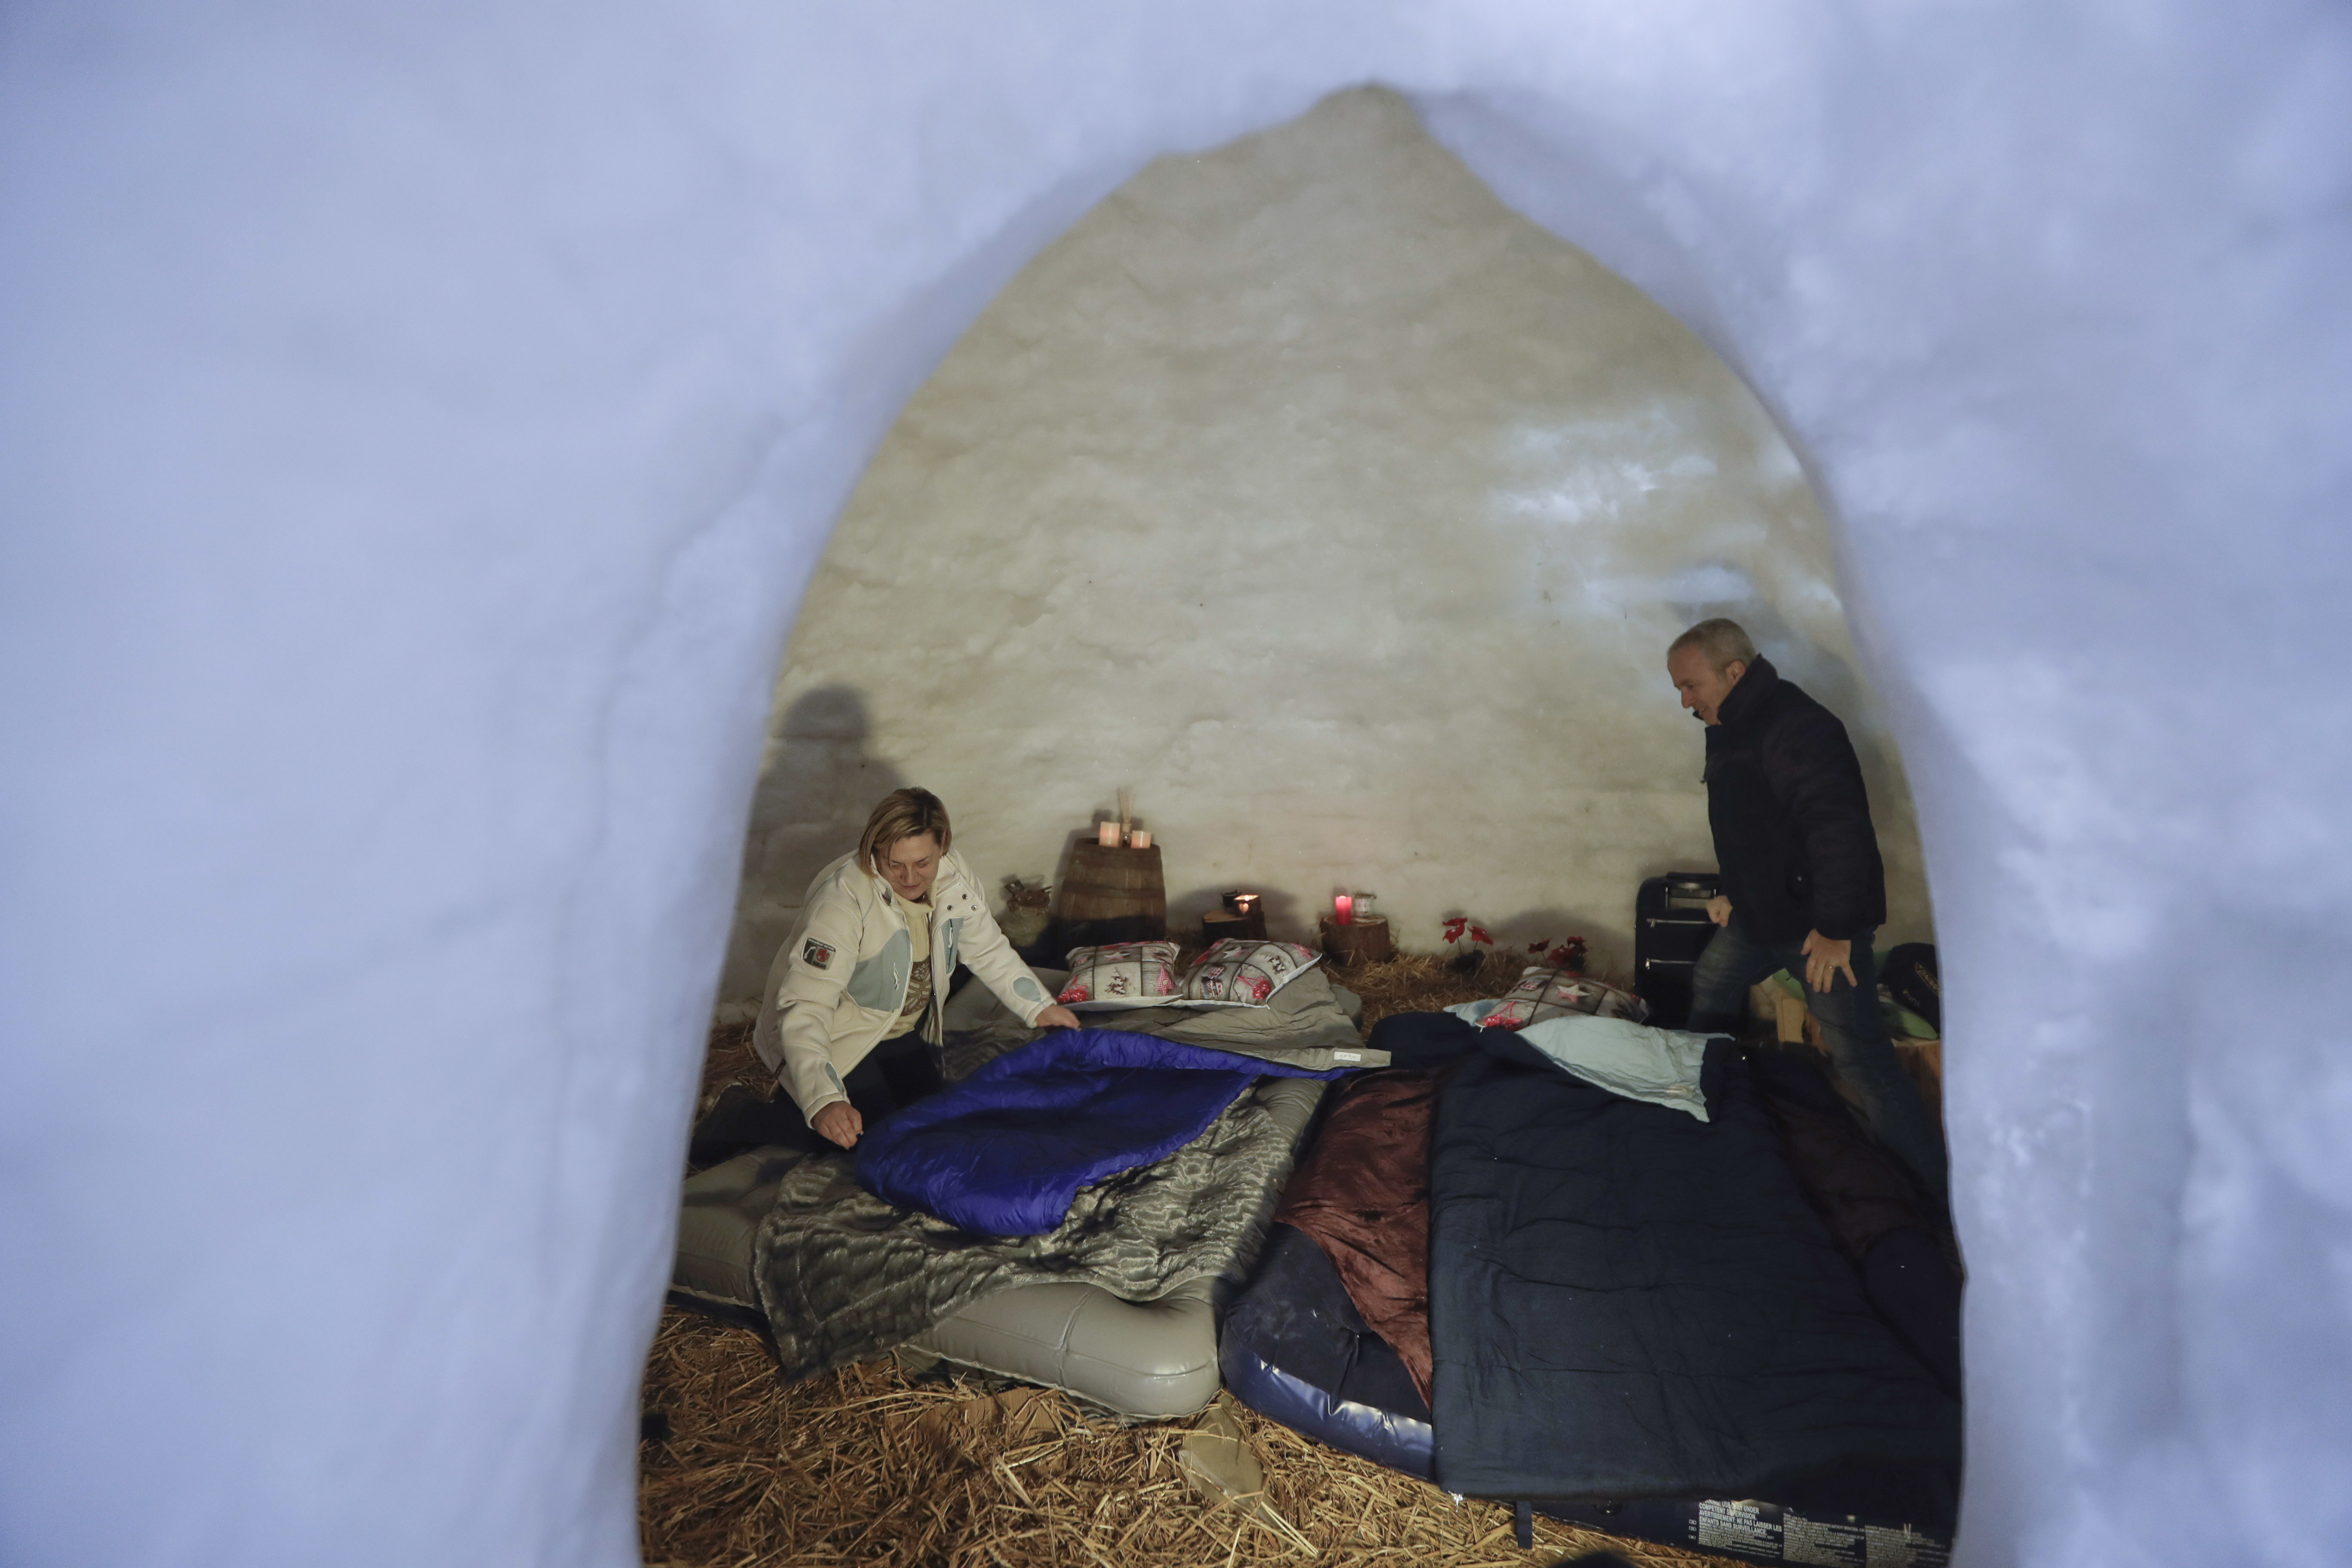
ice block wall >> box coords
[2,4,2344,1566]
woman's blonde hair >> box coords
[858,787,952,876]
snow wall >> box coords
[3,4,2347,1566]
[720,86,1934,1005]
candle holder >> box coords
[1205,889,1266,943]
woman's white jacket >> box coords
[751,847,1056,1125]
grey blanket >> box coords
[942,964,1382,1073]
[752,1074,1318,1379]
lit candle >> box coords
[1130,830,1152,849]
[1096,821,1121,847]
[1230,892,1260,916]
[1333,894,1353,926]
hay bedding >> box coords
[638,1316,1742,1567]
[649,954,1741,1568]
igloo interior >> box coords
[720,85,1937,1015]
[2,5,2347,1568]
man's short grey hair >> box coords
[1669,617,1758,672]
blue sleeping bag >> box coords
[854,1027,1348,1236]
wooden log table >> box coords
[1318,913,1394,966]
[1201,908,1269,945]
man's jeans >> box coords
[1687,921,1949,1200]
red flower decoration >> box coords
[1469,925,1493,946]
[1442,916,1469,943]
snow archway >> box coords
[3,7,2346,1568]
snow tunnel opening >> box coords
[655,84,1960,1561]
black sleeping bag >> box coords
[1219,1222,1434,1478]
[1396,1013,1961,1507]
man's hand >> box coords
[1035,1004,1082,1030]
[813,1102,863,1148]
[1801,930,1859,992]
[1705,894,1734,927]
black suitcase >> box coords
[1634,871,1721,1029]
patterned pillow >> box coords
[1182,939,1323,1006]
[1057,941,1183,1008]
[1479,967,1650,1029]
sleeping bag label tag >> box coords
[1688,1499,1949,1567]
[802,939,836,970]
[1334,1050,1363,1063]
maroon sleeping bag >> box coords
[1274,1069,1438,1403]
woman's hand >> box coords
[813,1102,863,1148]
[1705,894,1734,927]
[1035,1004,1082,1030]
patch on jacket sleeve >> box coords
[802,938,836,970]
[1015,977,1043,1002]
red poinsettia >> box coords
[1442,917,1493,948]
[1524,935,1590,972]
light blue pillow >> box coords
[1510,1014,1714,1122]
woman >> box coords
[753,787,1079,1148]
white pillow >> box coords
[1182,939,1322,1006]
[1057,941,1183,1010]
[1479,967,1650,1030]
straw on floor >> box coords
[645,951,1744,1568]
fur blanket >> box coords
[753,1073,1317,1379]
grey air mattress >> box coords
[674,1071,1326,1418]
[679,968,1344,1418]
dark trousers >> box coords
[1687,921,1949,1201]
[687,1029,941,1166]
[841,1029,943,1123]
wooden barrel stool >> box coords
[1054,842,1167,956]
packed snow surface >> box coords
[1,3,2346,1566]
[723,86,1936,1008]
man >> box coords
[1668,618,1948,1198]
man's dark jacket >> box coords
[1703,655,1886,943]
